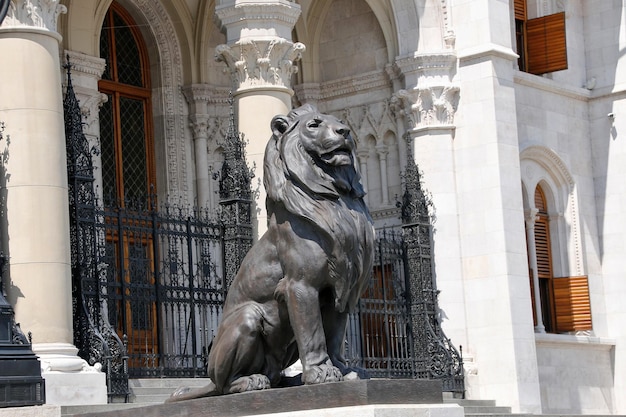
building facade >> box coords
[0,0,624,414]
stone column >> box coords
[0,2,106,405]
[376,144,389,206]
[524,208,545,333]
[215,0,304,237]
[357,148,369,205]
[393,52,465,350]
[183,85,212,208]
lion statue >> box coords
[167,104,375,401]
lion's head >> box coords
[264,104,365,206]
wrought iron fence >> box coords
[345,228,414,378]
[98,201,225,378]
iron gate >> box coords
[99,202,224,378]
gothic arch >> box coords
[520,145,583,276]
[65,0,191,202]
[301,0,395,83]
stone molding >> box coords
[0,0,66,32]
[182,84,231,108]
[127,0,188,202]
[62,51,107,131]
[34,342,101,373]
[440,0,456,49]
[520,144,583,276]
[319,70,390,100]
[216,39,305,93]
[215,1,301,42]
[64,49,106,79]
[293,83,321,104]
[394,52,457,86]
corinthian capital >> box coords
[393,52,459,130]
[216,39,305,93]
[1,0,66,32]
[394,86,459,130]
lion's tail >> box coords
[164,380,219,403]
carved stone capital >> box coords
[216,39,305,93]
[394,85,459,130]
[524,208,540,229]
[189,114,211,139]
[0,0,66,34]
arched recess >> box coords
[90,0,191,203]
[383,130,402,204]
[520,145,583,278]
[299,0,398,84]
[195,0,230,86]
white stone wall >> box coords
[535,334,616,414]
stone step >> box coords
[462,406,513,414]
[61,404,149,417]
[129,378,211,404]
[444,398,498,407]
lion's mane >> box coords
[263,104,374,312]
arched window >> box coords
[533,185,556,331]
[99,1,155,207]
[527,184,592,334]
[98,2,159,369]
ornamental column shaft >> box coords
[215,0,304,237]
[183,85,212,208]
[0,1,106,405]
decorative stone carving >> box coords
[395,86,459,129]
[216,39,305,92]
[1,0,66,31]
[61,52,107,141]
[393,53,459,131]
[440,0,456,49]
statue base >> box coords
[72,379,461,417]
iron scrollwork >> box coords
[64,57,130,401]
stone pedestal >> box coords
[71,379,457,417]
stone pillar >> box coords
[0,2,106,405]
[357,148,369,205]
[215,0,304,237]
[376,144,389,206]
[63,50,107,199]
[183,85,212,208]
[524,208,545,333]
[393,52,466,356]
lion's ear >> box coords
[271,115,290,137]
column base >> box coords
[33,343,107,405]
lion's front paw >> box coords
[303,364,343,385]
[227,374,271,394]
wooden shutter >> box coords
[514,0,526,20]
[526,12,568,75]
[553,276,592,332]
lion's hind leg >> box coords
[208,302,275,394]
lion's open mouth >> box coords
[320,147,352,166]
